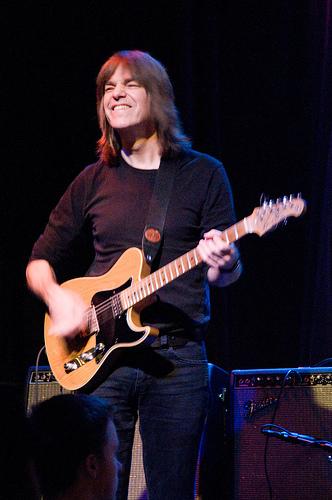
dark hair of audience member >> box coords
[28,393,113,499]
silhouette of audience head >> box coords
[28,393,119,500]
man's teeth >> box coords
[113,105,130,110]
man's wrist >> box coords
[221,258,241,274]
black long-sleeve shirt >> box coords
[31,149,236,329]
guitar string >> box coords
[86,259,184,320]
[87,246,204,321]
[84,224,240,323]
[84,207,293,325]
[54,203,299,337]
[84,270,163,321]
[67,203,298,335]
[82,220,244,327]
[87,249,190,316]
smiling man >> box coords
[26,50,241,499]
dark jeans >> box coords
[93,340,209,500]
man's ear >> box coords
[85,453,99,479]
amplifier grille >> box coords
[231,368,332,500]
[25,365,72,415]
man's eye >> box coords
[105,86,114,92]
[127,83,139,88]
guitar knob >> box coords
[64,362,78,372]
[81,352,93,362]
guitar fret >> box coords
[119,224,248,314]
[138,284,144,299]
[224,230,230,244]
[243,217,251,233]
[234,224,239,240]
[186,253,191,269]
[148,277,154,293]
[162,269,169,284]
[155,271,160,288]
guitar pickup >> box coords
[64,343,105,373]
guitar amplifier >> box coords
[25,365,73,415]
[25,364,229,499]
[231,367,332,500]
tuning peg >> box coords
[260,193,269,206]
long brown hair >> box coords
[96,50,191,164]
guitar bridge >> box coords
[64,343,105,373]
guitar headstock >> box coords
[247,195,306,237]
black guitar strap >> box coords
[142,157,178,268]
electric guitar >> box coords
[44,195,306,391]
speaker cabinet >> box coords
[231,367,332,500]
[25,365,73,415]
[128,419,148,500]
[25,364,229,499]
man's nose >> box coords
[113,83,126,99]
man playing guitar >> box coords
[26,50,241,500]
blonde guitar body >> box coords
[44,195,306,391]
[45,247,158,391]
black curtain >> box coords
[301,0,332,365]
[2,0,332,387]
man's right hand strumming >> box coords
[26,259,86,338]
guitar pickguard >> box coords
[91,279,147,348]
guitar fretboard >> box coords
[119,217,251,311]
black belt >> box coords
[150,334,189,349]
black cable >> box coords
[313,358,332,367]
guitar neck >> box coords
[119,217,251,310]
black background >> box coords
[2,0,326,388]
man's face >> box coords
[103,64,151,132]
